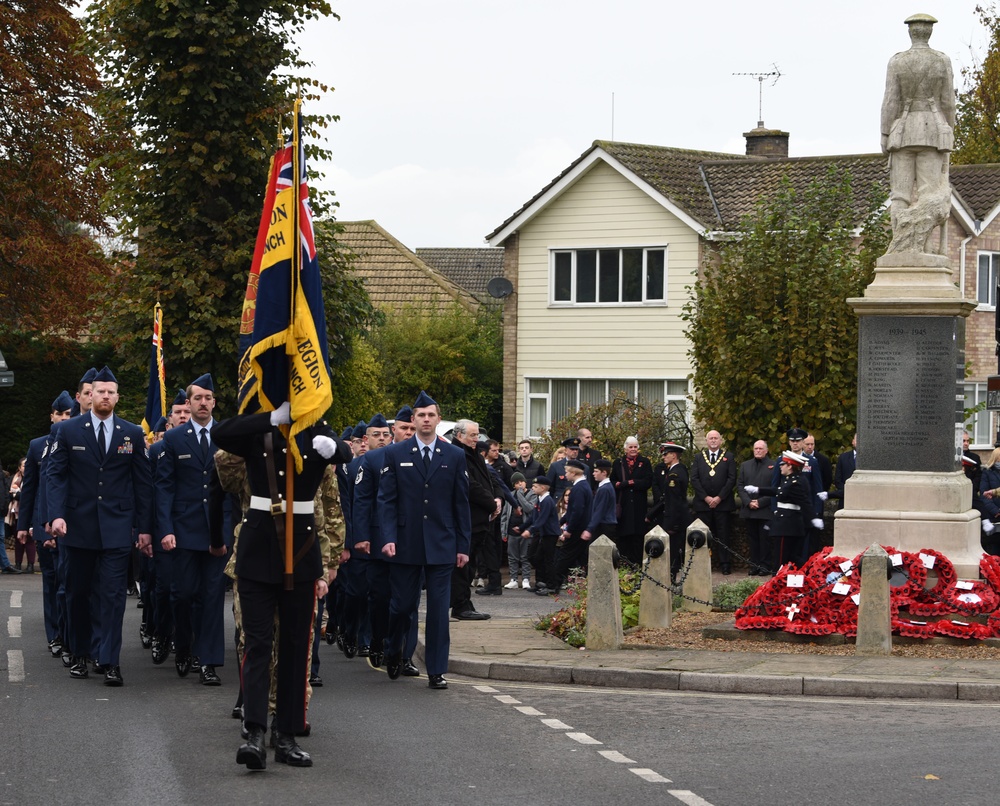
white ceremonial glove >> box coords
[270,401,291,426]
[817,491,828,501]
[312,435,336,459]
[744,485,759,495]
[811,518,824,530]
[983,518,996,536]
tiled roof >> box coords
[951,163,1000,222]
[701,153,889,230]
[336,220,479,313]
[597,141,746,228]
[415,247,504,302]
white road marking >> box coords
[10,591,22,608]
[669,790,715,805]
[8,616,21,638]
[494,695,521,704]
[630,768,672,782]
[474,685,498,693]
[540,718,573,730]
[515,706,545,716]
[566,732,602,745]
[8,650,24,683]
[599,750,636,764]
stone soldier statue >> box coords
[880,13,956,256]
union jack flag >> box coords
[274,138,316,262]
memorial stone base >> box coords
[834,470,981,579]
[838,256,981,580]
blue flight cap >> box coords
[368,413,388,429]
[413,390,437,410]
[93,366,117,384]
[352,421,367,439]
[52,390,74,412]
[394,405,413,423]
[172,389,187,406]
[340,426,353,441]
[80,367,98,385]
[153,416,168,433]
[190,373,214,392]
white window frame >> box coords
[549,246,668,307]
[976,251,999,310]
[964,381,993,449]
[524,377,689,438]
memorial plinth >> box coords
[835,253,981,578]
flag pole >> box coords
[283,98,303,591]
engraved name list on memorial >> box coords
[859,317,960,471]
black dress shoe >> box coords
[232,705,243,720]
[325,627,337,646]
[175,654,191,677]
[151,637,169,665]
[308,673,323,687]
[475,586,502,596]
[200,665,222,686]
[341,638,357,659]
[385,654,402,680]
[1,566,20,574]
[721,564,732,575]
[61,650,73,668]
[367,650,383,670]
[428,674,448,690]
[273,731,312,767]
[48,640,63,658]
[104,666,123,686]
[92,661,108,675]
[401,658,419,677]
[140,633,152,649]
[452,610,490,620]
[236,725,266,770]
[358,645,370,658]
[69,658,89,679]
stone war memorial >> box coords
[833,13,980,577]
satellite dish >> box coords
[486,277,514,299]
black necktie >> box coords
[200,427,209,459]
[423,446,431,468]
[98,421,107,457]
[710,452,716,463]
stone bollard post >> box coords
[682,519,713,613]
[856,543,892,656]
[638,525,672,629]
[585,536,623,650]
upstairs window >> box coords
[552,247,666,305]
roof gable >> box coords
[336,220,479,314]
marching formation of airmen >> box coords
[13,369,486,772]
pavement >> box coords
[431,573,1000,703]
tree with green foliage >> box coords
[369,304,503,435]
[954,4,1000,165]
[0,1,119,339]
[84,0,375,408]
[682,169,890,461]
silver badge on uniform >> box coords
[355,468,364,484]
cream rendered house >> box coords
[487,131,1000,447]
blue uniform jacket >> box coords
[155,421,219,550]
[46,414,153,549]
[562,479,594,536]
[586,481,617,533]
[376,436,471,564]
[351,446,388,558]
[16,431,54,537]
[523,493,559,537]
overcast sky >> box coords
[298,2,985,249]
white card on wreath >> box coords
[832,582,851,595]
[918,553,936,569]
[786,574,804,588]
[955,580,974,590]
[890,553,903,567]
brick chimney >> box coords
[743,123,789,158]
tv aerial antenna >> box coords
[732,64,782,127]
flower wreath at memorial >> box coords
[734,545,1000,640]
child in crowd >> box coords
[505,473,536,589]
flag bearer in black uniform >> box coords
[212,403,351,770]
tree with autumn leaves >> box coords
[0,1,120,339]
[954,4,1000,165]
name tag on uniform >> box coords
[178,454,192,459]
[400,462,414,467]
[73,446,86,451]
